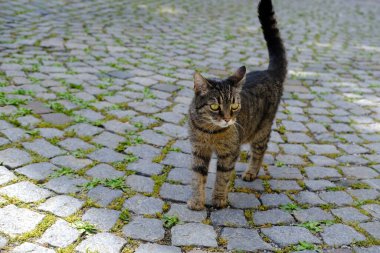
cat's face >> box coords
[192,66,246,128]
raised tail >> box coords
[258,0,287,82]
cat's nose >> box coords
[224,118,231,123]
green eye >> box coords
[231,103,239,110]
[210,104,220,111]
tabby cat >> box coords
[188,0,287,210]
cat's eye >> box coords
[210,104,220,111]
[231,103,239,110]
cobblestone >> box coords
[15,162,57,181]
[75,233,126,253]
[0,148,31,168]
[359,222,380,240]
[210,209,248,227]
[88,185,123,207]
[321,224,366,246]
[82,208,120,231]
[293,207,334,222]
[171,223,217,247]
[122,217,165,242]
[135,243,181,253]
[254,209,295,225]
[37,219,79,247]
[12,243,54,253]
[38,195,84,217]
[0,181,53,203]
[0,0,379,251]
[0,205,45,236]
[332,207,370,222]
[123,194,164,215]
[262,226,321,247]
[0,166,16,185]
[221,227,273,251]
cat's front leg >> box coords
[213,151,239,209]
[187,148,211,210]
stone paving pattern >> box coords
[0,0,379,252]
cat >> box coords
[187,0,287,210]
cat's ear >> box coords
[193,72,210,95]
[229,66,246,87]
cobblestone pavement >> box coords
[0,0,379,252]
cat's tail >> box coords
[258,0,287,82]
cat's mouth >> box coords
[212,119,235,128]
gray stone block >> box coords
[362,204,380,219]
[268,166,303,179]
[0,205,45,236]
[51,155,92,170]
[123,195,164,215]
[135,243,181,253]
[0,235,7,248]
[15,162,57,181]
[269,180,302,191]
[12,242,54,253]
[359,222,380,239]
[88,148,125,163]
[171,223,217,247]
[88,185,123,207]
[305,166,341,179]
[354,246,380,253]
[260,193,292,207]
[23,139,64,158]
[341,166,379,179]
[58,137,94,151]
[126,174,154,193]
[160,183,191,202]
[86,163,124,179]
[221,227,273,251]
[166,203,207,222]
[82,208,120,231]
[38,195,84,217]
[262,226,320,247]
[319,191,353,205]
[75,232,126,253]
[332,207,369,222]
[0,166,16,185]
[0,148,31,168]
[67,123,103,136]
[294,191,326,205]
[228,192,260,209]
[0,181,53,203]
[41,113,72,125]
[293,207,334,222]
[321,224,366,246]
[347,189,380,201]
[122,217,165,242]
[254,209,294,225]
[210,208,248,227]
[92,131,122,149]
[45,176,88,194]
[37,219,79,247]
[125,144,161,161]
[304,180,336,191]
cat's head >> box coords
[192,66,246,128]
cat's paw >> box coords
[187,198,205,210]
[242,171,257,181]
[212,197,228,209]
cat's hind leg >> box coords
[187,147,212,210]
[242,134,270,181]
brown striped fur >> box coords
[188,0,287,210]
